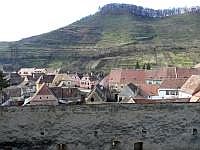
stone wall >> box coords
[0,103,200,150]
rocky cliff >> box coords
[100,3,200,17]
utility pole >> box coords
[154,47,158,65]
[10,43,17,66]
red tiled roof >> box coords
[159,78,187,89]
[108,67,200,86]
[109,69,145,84]
[50,87,81,99]
[120,69,145,84]
[145,67,176,79]
[109,69,122,83]
[181,75,200,95]
[139,84,159,96]
[176,68,200,78]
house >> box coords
[24,83,85,106]
[3,86,24,106]
[80,74,97,89]
[86,84,113,104]
[17,68,47,77]
[105,67,200,92]
[145,67,176,85]
[36,74,55,91]
[52,74,76,87]
[4,72,24,86]
[108,69,145,91]
[50,86,85,104]
[138,84,159,99]
[69,73,81,87]
[19,78,36,98]
[46,68,60,75]
[118,83,139,102]
[145,67,200,84]
[118,82,159,102]
[179,75,200,98]
[18,68,35,76]
[26,83,58,106]
[156,78,187,99]
[3,86,24,101]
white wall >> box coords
[158,89,179,99]
[179,91,192,98]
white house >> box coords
[156,78,187,99]
[18,68,47,77]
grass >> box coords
[1,12,200,71]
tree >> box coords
[0,71,9,91]
[147,63,151,70]
[135,61,140,69]
[142,63,146,69]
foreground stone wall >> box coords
[0,103,200,150]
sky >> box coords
[0,0,200,41]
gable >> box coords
[30,83,58,105]
[119,85,138,97]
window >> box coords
[166,91,170,95]
[91,97,94,102]
[170,91,176,95]
[166,90,178,95]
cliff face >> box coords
[100,3,200,17]
[0,104,200,150]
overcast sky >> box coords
[0,0,200,41]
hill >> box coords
[1,3,200,72]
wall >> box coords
[179,91,192,98]
[158,89,179,99]
[0,103,200,150]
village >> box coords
[1,65,200,107]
